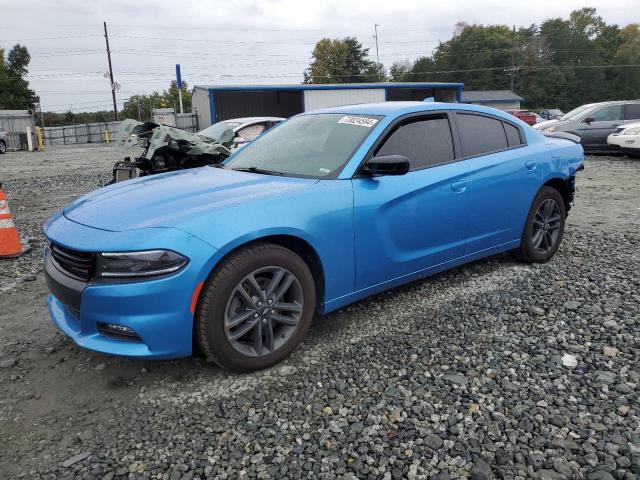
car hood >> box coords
[63,167,317,232]
[534,119,560,130]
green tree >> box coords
[391,8,639,111]
[304,37,384,83]
[120,81,192,121]
[0,44,37,110]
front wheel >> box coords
[0,141,6,154]
[196,242,316,372]
[513,186,566,263]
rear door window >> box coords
[625,103,640,121]
[376,116,455,170]
[455,113,509,157]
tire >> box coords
[513,186,566,263]
[196,242,316,372]
[0,140,6,154]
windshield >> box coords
[224,113,381,178]
[560,105,595,121]
[198,121,242,141]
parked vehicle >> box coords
[534,100,640,151]
[539,109,564,120]
[506,109,537,126]
[44,102,583,372]
[110,117,284,183]
[607,121,640,157]
[0,127,8,154]
[198,117,284,152]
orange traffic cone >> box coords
[0,183,29,258]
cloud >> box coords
[0,0,633,111]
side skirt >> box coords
[322,239,520,314]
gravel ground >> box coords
[0,145,639,480]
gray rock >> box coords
[61,452,91,468]
[278,365,298,376]
[443,374,469,386]
[593,370,616,384]
[470,457,492,480]
[536,470,565,480]
[424,433,444,450]
[0,358,16,368]
[587,471,615,480]
[563,300,580,311]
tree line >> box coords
[306,8,640,111]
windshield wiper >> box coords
[231,166,285,176]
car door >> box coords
[625,103,640,123]
[578,104,624,149]
[453,112,542,254]
[352,113,470,291]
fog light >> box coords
[97,322,140,341]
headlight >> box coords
[547,126,557,133]
[97,250,188,278]
[623,127,640,135]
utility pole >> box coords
[373,24,380,66]
[509,25,517,91]
[103,21,118,121]
[136,96,141,121]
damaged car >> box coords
[111,117,284,183]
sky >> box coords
[1,0,635,113]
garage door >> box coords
[304,89,385,111]
[213,90,303,121]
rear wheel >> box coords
[514,186,566,263]
[0,141,6,154]
[196,242,316,372]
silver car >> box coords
[0,127,8,154]
[535,101,640,151]
[198,116,284,152]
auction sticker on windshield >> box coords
[338,116,378,128]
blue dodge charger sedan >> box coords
[44,102,584,371]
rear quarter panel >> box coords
[542,136,585,183]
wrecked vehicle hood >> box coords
[63,167,317,232]
[116,119,230,160]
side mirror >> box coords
[584,116,595,124]
[234,136,248,146]
[362,155,410,176]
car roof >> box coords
[222,117,285,124]
[306,101,518,119]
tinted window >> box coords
[376,116,454,170]
[590,105,623,122]
[456,113,508,157]
[626,103,640,120]
[504,122,523,147]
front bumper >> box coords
[607,133,640,150]
[44,212,219,359]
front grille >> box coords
[50,243,94,281]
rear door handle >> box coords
[451,181,468,193]
[525,161,537,170]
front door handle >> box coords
[451,181,468,193]
[525,161,537,170]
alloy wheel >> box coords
[532,198,561,253]
[224,266,304,357]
